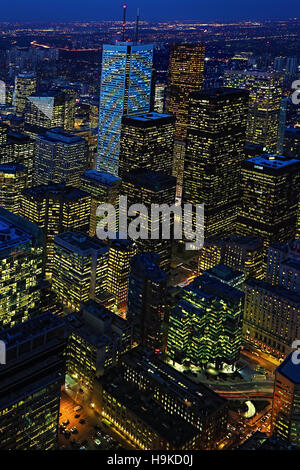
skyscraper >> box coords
[271,353,300,446]
[154,83,166,113]
[34,128,88,187]
[224,70,283,151]
[166,43,205,141]
[127,253,168,352]
[15,72,37,115]
[286,57,298,77]
[243,278,300,358]
[52,231,109,311]
[24,90,75,137]
[167,273,244,369]
[284,127,300,159]
[54,84,76,130]
[65,300,132,391]
[182,88,249,238]
[119,112,175,177]
[277,98,288,154]
[266,239,300,289]
[0,312,67,449]
[0,207,43,330]
[122,169,177,270]
[0,124,35,186]
[237,155,300,260]
[81,169,121,237]
[20,184,91,277]
[107,238,137,310]
[198,235,264,280]
[0,163,28,214]
[166,43,205,191]
[97,42,153,176]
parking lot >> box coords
[58,391,123,450]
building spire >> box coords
[122,4,127,42]
[135,8,140,44]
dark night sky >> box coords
[0,0,296,22]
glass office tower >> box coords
[97,43,153,176]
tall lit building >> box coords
[0,164,28,214]
[277,98,288,154]
[284,127,300,159]
[271,353,300,447]
[198,235,264,280]
[55,84,76,130]
[274,57,286,72]
[52,231,109,311]
[286,57,298,77]
[127,253,168,352]
[34,128,88,187]
[154,82,166,113]
[182,88,249,238]
[266,239,300,289]
[24,90,75,137]
[15,72,37,115]
[97,43,153,176]
[224,70,283,151]
[0,312,67,449]
[119,112,175,177]
[166,43,205,141]
[65,300,132,392]
[167,273,244,369]
[243,277,300,358]
[204,263,246,290]
[96,346,228,450]
[81,169,121,237]
[237,155,300,260]
[0,124,35,186]
[122,169,177,270]
[20,184,91,277]
[107,238,137,310]
[166,43,205,190]
[0,207,43,330]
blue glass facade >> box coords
[97,43,153,176]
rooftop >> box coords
[245,154,300,171]
[245,278,300,304]
[66,300,129,348]
[205,263,245,283]
[54,231,108,256]
[0,207,43,253]
[285,127,300,138]
[39,128,85,145]
[121,346,227,415]
[0,312,64,349]
[276,353,300,385]
[122,112,174,126]
[22,183,89,202]
[130,253,167,283]
[123,169,176,192]
[187,273,244,303]
[0,163,27,173]
[82,169,121,186]
[100,372,200,446]
[190,87,249,100]
[206,234,263,250]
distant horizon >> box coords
[0,17,298,24]
[0,0,298,23]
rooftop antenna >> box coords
[122,5,127,42]
[135,8,140,44]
